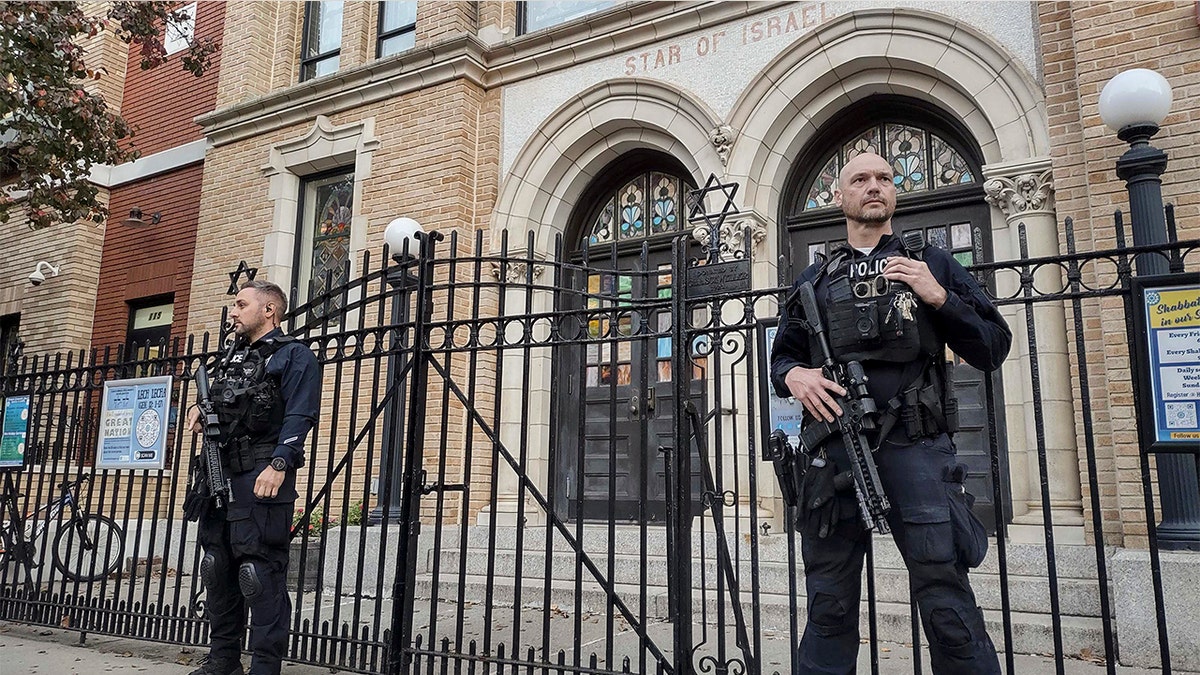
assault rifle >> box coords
[791,281,891,534]
[191,365,233,512]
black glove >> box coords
[183,459,210,522]
[797,456,842,538]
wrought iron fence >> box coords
[0,211,1196,675]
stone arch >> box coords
[493,79,725,252]
[724,8,1049,220]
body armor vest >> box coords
[212,337,291,446]
[817,243,940,365]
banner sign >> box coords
[95,376,172,470]
[0,394,31,470]
[763,324,806,442]
[1141,283,1200,446]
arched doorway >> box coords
[552,151,705,522]
[780,95,1009,529]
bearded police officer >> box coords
[771,152,1010,674]
[185,280,320,675]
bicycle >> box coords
[0,473,126,582]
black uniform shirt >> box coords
[228,328,320,507]
[769,233,1012,407]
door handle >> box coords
[646,388,656,416]
[630,395,639,417]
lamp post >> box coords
[368,217,424,526]
[1099,68,1200,550]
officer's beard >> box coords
[845,200,893,226]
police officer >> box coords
[771,152,1011,674]
[185,280,320,675]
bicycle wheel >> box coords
[52,514,125,582]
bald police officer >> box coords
[771,152,1010,674]
[186,280,320,675]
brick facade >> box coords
[1039,0,1200,547]
[91,163,203,351]
[86,2,226,354]
[14,2,1198,542]
[118,1,226,157]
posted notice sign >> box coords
[96,376,172,470]
[0,394,31,470]
[763,324,806,442]
[1142,284,1200,445]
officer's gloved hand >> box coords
[183,458,209,522]
[797,457,843,538]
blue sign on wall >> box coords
[1142,284,1200,446]
[0,394,31,470]
[96,376,172,470]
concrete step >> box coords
[431,548,1104,617]
[424,523,1108,580]
[412,573,1106,657]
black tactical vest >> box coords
[211,336,292,443]
[816,239,940,365]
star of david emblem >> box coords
[687,173,743,262]
[227,260,258,295]
[687,173,740,232]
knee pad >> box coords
[238,561,263,600]
[808,592,853,635]
[929,607,972,648]
[199,550,223,590]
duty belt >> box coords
[224,436,277,474]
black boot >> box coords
[187,654,245,675]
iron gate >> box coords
[0,211,1196,675]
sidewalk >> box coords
[0,621,1178,674]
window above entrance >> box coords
[587,171,688,245]
[803,124,976,211]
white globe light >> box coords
[1098,68,1173,132]
[383,217,424,258]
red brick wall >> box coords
[120,1,226,157]
[92,163,203,351]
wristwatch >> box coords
[270,457,288,472]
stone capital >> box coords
[690,210,768,261]
[981,157,1055,219]
[489,247,548,283]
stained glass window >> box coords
[585,271,634,386]
[805,155,839,209]
[587,171,687,245]
[299,172,354,323]
[803,124,976,211]
[932,135,974,186]
[887,124,927,192]
[618,175,646,241]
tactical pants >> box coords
[796,433,1000,675]
[198,502,293,675]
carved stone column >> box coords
[983,159,1085,542]
[691,210,780,529]
[477,252,551,527]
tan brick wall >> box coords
[1040,1,1200,548]
[478,1,518,34]
[215,1,283,108]
[189,72,501,521]
[215,1,485,103]
[77,2,129,112]
[0,211,106,359]
[340,1,375,69]
[416,0,477,47]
